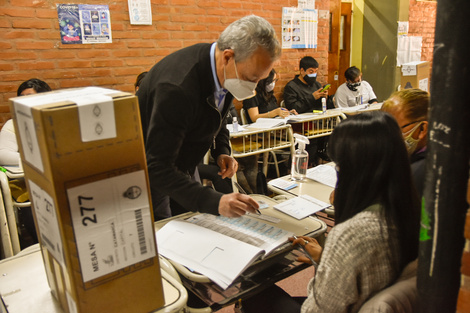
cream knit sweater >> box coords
[301,205,400,313]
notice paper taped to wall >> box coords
[128,0,152,25]
[282,7,318,49]
[397,36,422,66]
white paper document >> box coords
[274,195,330,220]
[340,103,369,113]
[226,124,247,133]
[306,164,337,188]
[285,113,318,122]
[247,118,287,129]
[397,36,422,66]
[156,213,291,289]
[268,178,298,191]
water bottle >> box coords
[291,134,310,181]
[232,116,239,132]
[322,97,327,114]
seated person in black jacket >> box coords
[283,56,329,113]
[283,57,330,166]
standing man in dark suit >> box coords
[137,15,281,220]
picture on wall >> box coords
[58,4,82,44]
[57,3,112,45]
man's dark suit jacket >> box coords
[137,43,232,219]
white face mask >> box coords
[223,59,257,101]
[402,122,423,155]
[266,81,275,92]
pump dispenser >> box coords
[291,134,310,181]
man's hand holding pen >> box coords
[290,236,322,267]
[219,193,259,217]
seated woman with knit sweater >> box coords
[241,111,420,313]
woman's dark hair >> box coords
[254,69,276,104]
[328,111,419,268]
[17,78,51,96]
[344,66,361,81]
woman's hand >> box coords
[270,107,290,118]
[289,236,322,264]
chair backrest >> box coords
[240,108,249,125]
[358,259,418,313]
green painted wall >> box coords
[351,0,364,70]
[349,0,410,101]
[361,0,399,101]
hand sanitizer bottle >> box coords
[291,134,310,181]
[232,116,239,133]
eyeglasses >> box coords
[400,120,425,129]
[266,78,278,85]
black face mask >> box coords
[303,74,317,86]
[346,81,361,91]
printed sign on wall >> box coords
[57,4,112,44]
[282,7,318,49]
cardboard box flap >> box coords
[10,87,133,173]
[10,87,129,106]
[401,61,428,76]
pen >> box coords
[234,181,262,215]
[293,235,318,268]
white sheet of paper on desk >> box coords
[340,103,369,112]
[306,164,337,188]
[156,214,291,289]
[226,124,246,133]
[246,118,287,129]
[284,113,318,122]
[268,178,298,190]
[274,195,330,220]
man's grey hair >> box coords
[217,15,281,62]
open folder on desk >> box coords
[156,213,292,289]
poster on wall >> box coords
[282,7,318,49]
[128,0,152,25]
[57,4,112,44]
[57,4,82,44]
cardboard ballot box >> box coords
[401,61,430,92]
[10,87,164,313]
